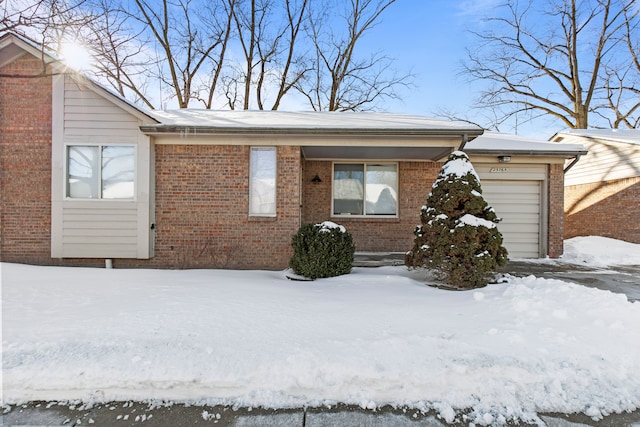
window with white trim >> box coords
[66,145,135,199]
[333,163,398,216]
[249,147,277,216]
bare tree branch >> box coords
[297,0,412,111]
[464,0,637,130]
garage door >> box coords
[481,181,541,258]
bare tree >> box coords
[1,0,85,33]
[225,0,309,110]
[598,6,640,128]
[464,0,637,130]
[4,0,408,112]
[299,0,411,111]
[119,0,235,109]
[0,0,97,79]
[83,0,157,108]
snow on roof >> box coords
[148,109,483,133]
[552,129,640,146]
[465,131,587,156]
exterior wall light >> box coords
[498,156,511,163]
[312,174,322,183]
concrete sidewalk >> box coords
[1,403,451,426]
[4,401,640,426]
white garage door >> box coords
[481,181,542,258]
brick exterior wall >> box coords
[1,59,302,271]
[302,160,440,253]
[0,52,566,268]
[0,56,53,264]
[547,163,565,258]
[302,160,566,258]
[564,176,640,244]
[145,144,301,269]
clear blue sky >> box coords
[356,0,558,139]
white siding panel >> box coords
[61,203,139,258]
[62,244,138,258]
[481,180,542,258]
[64,79,142,143]
[564,140,640,186]
[52,75,153,259]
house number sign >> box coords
[489,167,509,173]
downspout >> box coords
[458,133,468,151]
[563,154,581,173]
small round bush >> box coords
[290,222,355,280]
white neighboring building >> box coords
[550,129,640,244]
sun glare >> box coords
[60,42,93,71]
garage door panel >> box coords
[498,224,540,234]
[494,205,539,215]
[503,242,539,255]
[497,213,539,222]
[481,180,542,258]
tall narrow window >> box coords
[333,163,397,216]
[67,145,135,199]
[249,147,277,216]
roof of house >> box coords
[144,109,485,137]
[551,129,640,146]
[465,131,587,158]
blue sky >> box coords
[57,0,558,139]
[355,0,560,139]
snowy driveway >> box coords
[501,261,640,302]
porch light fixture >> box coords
[312,174,322,183]
[498,156,511,163]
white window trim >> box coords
[64,143,137,201]
[331,161,399,218]
[249,146,277,217]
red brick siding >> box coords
[146,144,301,269]
[564,176,640,244]
[0,55,567,267]
[302,160,566,258]
[0,56,53,264]
[547,163,565,258]
[302,160,440,253]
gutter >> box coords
[464,149,588,158]
[139,125,485,138]
[458,133,469,150]
[563,154,582,173]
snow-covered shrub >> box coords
[405,151,508,289]
[290,221,355,280]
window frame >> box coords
[331,161,399,218]
[65,143,137,201]
[249,146,277,217]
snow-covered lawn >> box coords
[2,237,640,425]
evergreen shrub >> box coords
[406,151,508,289]
[290,221,355,280]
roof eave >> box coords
[465,149,589,158]
[139,125,484,138]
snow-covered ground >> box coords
[2,237,640,426]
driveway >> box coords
[500,260,640,302]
